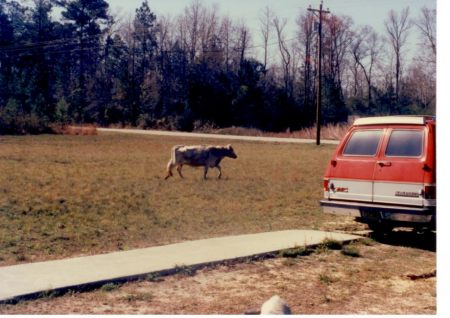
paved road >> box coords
[97,128,340,145]
[0,230,360,303]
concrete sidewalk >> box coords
[0,230,360,303]
[97,128,340,145]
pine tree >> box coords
[61,0,109,122]
[0,0,14,107]
[27,0,56,119]
[129,0,158,124]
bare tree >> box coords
[233,21,251,67]
[259,6,274,69]
[414,7,436,64]
[349,28,363,97]
[219,16,233,71]
[296,12,316,116]
[385,7,411,104]
[323,15,353,91]
[404,61,435,113]
[351,26,381,106]
[182,0,203,63]
[273,16,292,95]
[290,41,301,96]
[156,15,173,59]
[199,4,219,61]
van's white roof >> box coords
[353,116,434,126]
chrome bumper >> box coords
[320,199,436,223]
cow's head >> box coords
[226,144,238,159]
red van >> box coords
[320,116,436,233]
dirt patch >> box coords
[0,235,436,315]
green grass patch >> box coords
[0,133,336,265]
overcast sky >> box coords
[106,0,435,62]
[107,0,435,36]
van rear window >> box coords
[385,130,424,157]
[343,130,383,156]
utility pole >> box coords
[308,1,329,145]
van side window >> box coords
[343,130,383,156]
[385,130,424,157]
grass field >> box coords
[0,133,338,266]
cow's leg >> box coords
[176,164,184,178]
[165,160,174,180]
[203,166,209,179]
[216,165,222,179]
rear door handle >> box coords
[377,161,392,167]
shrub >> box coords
[320,239,343,250]
[55,97,70,124]
[0,99,52,135]
[137,114,157,129]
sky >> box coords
[105,0,436,63]
[106,0,436,30]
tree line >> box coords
[0,0,436,134]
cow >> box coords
[164,144,237,180]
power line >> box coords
[0,34,104,53]
[0,30,301,57]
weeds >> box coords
[319,273,335,285]
[319,238,343,250]
[358,238,376,246]
[212,123,350,140]
[281,258,298,266]
[39,290,56,299]
[14,254,27,262]
[174,265,197,277]
[279,246,314,258]
[123,292,153,302]
[341,245,361,258]
[145,273,164,282]
[101,283,119,292]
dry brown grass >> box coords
[211,123,351,140]
[0,133,337,266]
[51,125,98,135]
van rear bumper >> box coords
[320,199,436,223]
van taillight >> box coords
[423,185,436,199]
[324,179,330,192]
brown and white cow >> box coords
[164,144,237,180]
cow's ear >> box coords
[227,144,232,149]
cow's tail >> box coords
[165,145,183,180]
